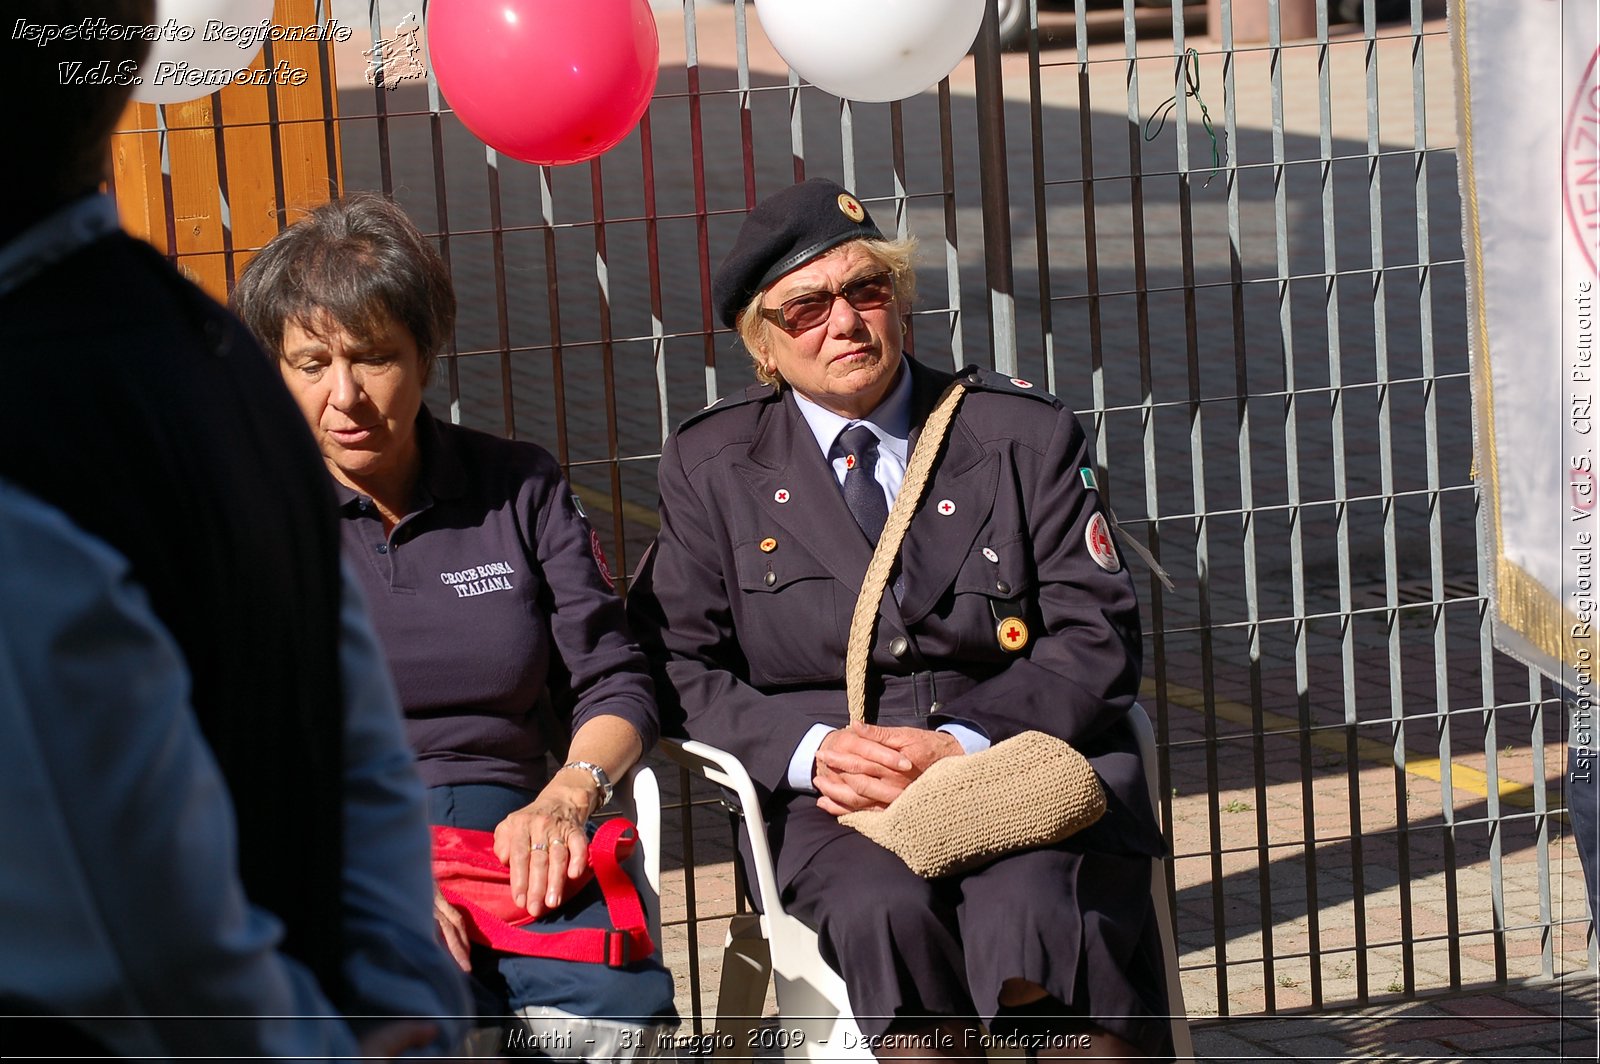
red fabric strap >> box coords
[431,817,654,966]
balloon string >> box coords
[1143,48,1224,187]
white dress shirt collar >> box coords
[790,355,913,465]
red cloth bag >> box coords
[430,817,654,966]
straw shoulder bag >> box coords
[836,381,1106,878]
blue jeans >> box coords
[428,783,677,1024]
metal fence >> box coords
[162,0,1592,1026]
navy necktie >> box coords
[838,424,889,545]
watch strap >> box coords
[563,760,614,807]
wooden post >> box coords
[109,0,343,302]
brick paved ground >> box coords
[325,2,1597,1057]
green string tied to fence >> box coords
[1143,47,1224,187]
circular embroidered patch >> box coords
[837,193,866,222]
[936,499,956,516]
[1085,512,1120,572]
[1009,377,1033,389]
[590,529,615,589]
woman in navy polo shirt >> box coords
[233,193,675,1058]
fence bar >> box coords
[1211,0,1281,1014]
[484,151,515,440]
[421,11,461,424]
[1312,0,1372,1004]
[938,80,964,369]
[1026,0,1057,394]
[365,0,394,195]
[1262,0,1325,1009]
[588,161,629,579]
[789,66,806,184]
[681,0,719,408]
[536,166,566,458]
[638,111,670,449]
[889,99,912,355]
[972,1,1015,373]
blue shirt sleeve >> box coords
[0,481,466,1057]
[335,562,472,1046]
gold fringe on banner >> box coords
[1456,0,1599,682]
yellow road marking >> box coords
[1149,680,1554,813]
[571,483,661,531]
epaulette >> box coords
[956,365,1064,408]
[675,381,778,433]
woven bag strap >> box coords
[845,380,967,724]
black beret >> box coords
[712,178,884,329]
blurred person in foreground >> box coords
[0,1,466,1056]
[627,179,1173,1061]
[231,193,676,1058]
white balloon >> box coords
[133,0,278,105]
[754,0,987,103]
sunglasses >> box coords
[758,272,896,334]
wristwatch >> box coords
[563,760,614,807]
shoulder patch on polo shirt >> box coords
[676,382,779,433]
[590,529,615,589]
[958,366,1064,408]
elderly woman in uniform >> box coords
[232,194,676,1057]
[627,179,1170,1060]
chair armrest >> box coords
[655,737,788,920]
[612,765,662,938]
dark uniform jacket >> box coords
[629,357,1165,871]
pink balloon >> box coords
[428,0,659,166]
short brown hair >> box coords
[231,194,456,385]
[733,236,918,387]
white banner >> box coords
[1458,0,1600,723]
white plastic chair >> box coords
[659,704,1193,1061]
[615,764,665,945]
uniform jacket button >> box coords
[995,580,1011,595]
[889,636,909,658]
[764,570,776,587]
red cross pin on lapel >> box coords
[936,499,956,516]
[773,489,791,504]
[845,454,857,470]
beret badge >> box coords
[710,178,884,328]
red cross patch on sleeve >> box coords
[590,529,615,589]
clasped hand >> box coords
[812,721,963,816]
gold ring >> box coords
[549,837,567,847]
